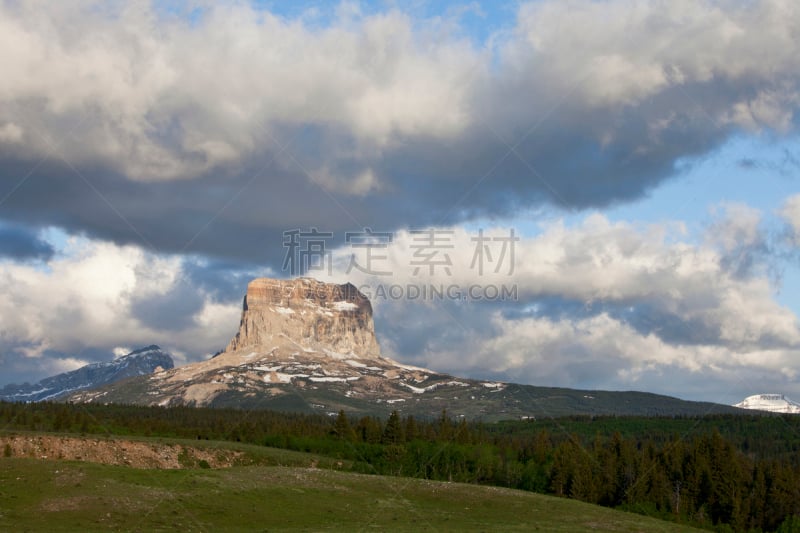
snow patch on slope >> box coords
[332,301,358,311]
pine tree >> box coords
[437,409,452,440]
[404,415,418,441]
[532,429,552,464]
[382,410,404,445]
[356,416,382,443]
[333,410,355,441]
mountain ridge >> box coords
[0,345,174,402]
[62,277,747,420]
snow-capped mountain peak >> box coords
[0,346,174,403]
[734,394,800,414]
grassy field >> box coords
[0,450,703,532]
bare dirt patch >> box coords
[0,434,242,469]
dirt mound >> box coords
[1,434,242,469]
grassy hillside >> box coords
[0,452,702,532]
[3,402,800,531]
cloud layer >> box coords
[0,1,798,267]
[318,199,800,403]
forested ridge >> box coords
[1,401,799,532]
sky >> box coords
[1,0,799,406]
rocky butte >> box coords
[226,278,381,358]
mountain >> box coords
[0,345,174,402]
[66,278,744,420]
[734,394,800,414]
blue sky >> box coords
[0,0,799,405]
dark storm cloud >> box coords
[0,83,770,270]
[129,277,207,331]
[608,302,724,347]
[181,258,262,304]
[0,224,53,260]
[0,156,371,270]
[373,297,501,356]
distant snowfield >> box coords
[734,394,800,414]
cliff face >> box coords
[225,278,381,359]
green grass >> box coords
[0,455,702,532]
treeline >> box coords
[490,415,800,465]
[1,401,799,532]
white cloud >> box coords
[0,236,240,367]
[706,203,763,252]
[451,309,800,406]
[44,356,92,375]
[112,346,132,359]
[509,0,800,113]
[727,89,800,132]
[480,310,799,381]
